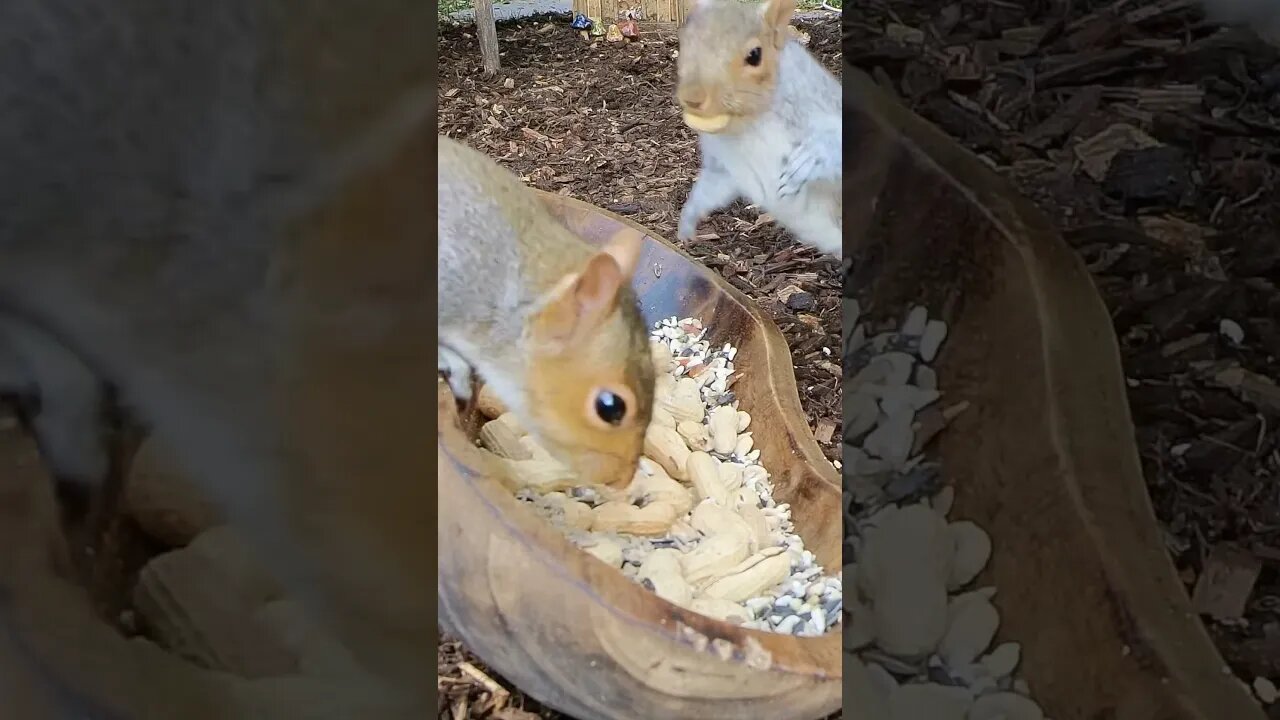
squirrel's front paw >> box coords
[779,140,838,199]
[677,211,700,242]
[778,155,816,199]
[438,347,474,402]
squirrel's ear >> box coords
[601,227,644,280]
[761,0,795,35]
[533,251,627,352]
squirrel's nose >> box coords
[678,87,707,110]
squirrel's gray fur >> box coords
[437,135,654,493]
[437,136,597,413]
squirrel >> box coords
[438,135,655,490]
[0,0,434,716]
[674,0,842,258]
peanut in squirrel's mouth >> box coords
[681,112,731,133]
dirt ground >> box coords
[438,2,1280,718]
[436,13,844,720]
[845,0,1280,715]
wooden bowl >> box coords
[843,63,1265,720]
[436,193,843,720]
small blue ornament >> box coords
[570,13,591,30]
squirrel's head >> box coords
[675,0,796,135]
[523,228,655,489]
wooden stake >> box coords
[474,0,501,75]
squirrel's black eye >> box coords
[594,390,627,426]
[746,47,762,66]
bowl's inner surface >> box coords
[547,196,725,329]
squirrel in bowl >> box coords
[675,0,841,258]
[438,136,656,491]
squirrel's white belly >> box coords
[710,123,842,256]
[713,118,790,206]
[770,189,841,256]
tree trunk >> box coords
[474,0,501,75]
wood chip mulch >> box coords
[846,1,1280,714]
[437,13,844,720]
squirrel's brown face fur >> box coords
[675,0,796,134]
[524,230,655,489]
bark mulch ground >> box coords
[437,14,844,720]
[846,0,1280,714]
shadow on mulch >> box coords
[846,0,1280,714]
[437,13,844,720]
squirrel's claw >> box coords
[778,147,819,199]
